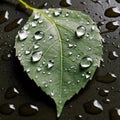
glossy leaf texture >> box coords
[15,8,103,117]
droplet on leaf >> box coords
[75,26,86,38]
[31,51,43,62]
[53,10,62,17]
[18,31,29,41]
[34,31,44,40]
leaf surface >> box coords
[15,6,103,117]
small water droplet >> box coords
[47,62,54,69]
[108,51,119,60]
[30,21,37,27]
[34,12,40,20]
[109,108,120,120]
[44,83,48,88]
[49,80,53,83]
[96,73,117,83]
[34,31,44,40]
[98,89,109,97]
[26,68,30,73]
[18,30,29,41]
[75,26,86,38]
[68,43,73,48]
[25,50,31,55]
[68,51,72,56]
[19,103,39,116]
[67,81,71,84]
[50,91,54,96]
[80,56,93,69]
[60,0,72,7]
[37,67,41,72]
[105,7,120,17]
[5,87,19,99]
[34,44,40,49]
[84,99,103,114]
[102,98,111,104]
[31,51,43,62]
[65,12,70,17]
[53,9,62,17]
[23,24,29,31]
[0,10,9,24]
[0,103,15,115]
[48,34,54,40]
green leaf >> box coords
[15,2,103,117]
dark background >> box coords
[0,0,120,120]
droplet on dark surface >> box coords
[116,0,120,3]
[60,0,72,7]
[105,7,120,17]
[0,10,9,24]
[109,108,120,120]
[19,103,39,116]
[4,18,23,32]
[84,99,103,114]
[108,51,119,60]
[98,89,110,97]
[96,73,117,83]
[102,98,111,104]
[5,87,19,99]
[0,103,15,115]
[106,21,119,31]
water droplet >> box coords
[68,43,73,48]
[37,67,41,72]
[60,0,72,7]
[30,21,37,27]
[105,7,120,17]
[34,12,40,20]
[50,91,54,96]
[68,51,72,56]
[49,80,53,83]
[5,87,19,99]
[91,25,95,31]
[34,31,44,40]
[53,9,62,17]
[26,68,30,73]
[31,51,43,62]
[25,50,31,55]
[109,108,120,120]
[84,99,103,114]
[65,12,70,17]
[102,98,111,104]
[38,19,43,24]
[0,103,15,115]
[96,73,117,83]
[75,26,86,38]
[67,81,71,84]
[0,10,9,24]
[106,21,119,31]
[5,18,23,32]
[19,103,39,116]
[98,89,109,97]
[23,24,29,31]
[108,51,119,60]
[47,62,54,69]
[18,30,29,41]
[44,83,48,88]
[48,34,54,40]
[80,56,93,69]
[34,44,40,49]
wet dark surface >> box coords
[0,0,120,120]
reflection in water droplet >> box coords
[5,87,19,99]
[34,31,44,40]
[96,73,117,83]
[108,51,119,60]
[84,99,103,114]
[19,103,39,116]
[18,30,29,41]
[0,103,15,115]
[105,7,120,17]
[75,26,86,38]
[31,51,43,62]
[0,10,9,24]
[106,21,119,31]
[80,56,93,69]
[60,0,72,7]
[109,108,120,120]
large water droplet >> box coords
[75,26,86,38]
[18,30,29,41]
[109,108,120,120]
[60,0,72,7]
[96,73,117,83]
[34,31,44,40]
[84,99,103,114]
[98,89,109,97]
[80,56,93,69]
[31,51,43,62]
[19,103,39,116]
[105,7,120,17]
[5,87,19,99]
[0,103,15,115]
[106,21,119,31]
